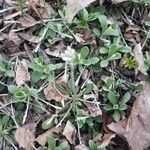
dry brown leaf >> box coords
[44,75,69,103]
[133,43,147,76]
[108,119,127,135]
[15,123,36,150]
[99,134,115,149]
[18,15,38,27]
[7,32,21,46]
[35,126,64,146]
[108,82,150,150]
[66,0,96,23]
[15,60,30,87]
[18,33,41,43]
[85,102,102,117]
[28,0,55,19]
[124,25,141,43]
[63,120,76,144]
[75,144,89,150]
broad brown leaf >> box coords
[15,60,30,87]
[63,120,76,144]
[66,0,96,23]
[15,123,36,150]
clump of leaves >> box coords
[104,91,131,121]
[74,8,97,28]
[123,57,137,70]
[27,57,62,82]
[99,42,131,68]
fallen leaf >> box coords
[133,43,148,77]
[63,120,76,144]
[99,134,115,149]
[124,25,141,43]
[45,41,66,58]
[75,29,96,44]
[18,15,38,27]
[7,32,21,46]
[44,75,69,103]
[15,60,30,87]
[18,33,41,43]
[35,125,64,146]
[85,102,102,117]
[108,82,150,150]
[15,123,36,150]
[66,0,96,23]
[108,119,127,135]
[75,144,89,150]
[28,0,55,19]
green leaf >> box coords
[119,103,127,110]
[31,71,43,82]
[99,47,109,54]
[107,52,121,61]
[88,13,97,21]
[83,84,93,94]
[80,46,90,59]
[47,64,56,71]
[113,110,121,122]
[80,8,89,20]
[100,60,108,68]
[48,136,56,150]
[89,57,99,64]
[89,140,98,150]
[122,92,131,103]
[108,91,117,105]
[97,14,107,32]
[93,28,101,36]
[108,44,118,58]
[118,46,131,53]
[2,116,10,126]
[15,91,27,99]
[8,85,18,94]
[59,141,68,149]
[42,115,56,130]
[104,104,113,111]
[5,70,15,77]
[103,25,119,36]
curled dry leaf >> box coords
[99,134,115,149]
[18,32,41,43]
[108,82,150,150]
[66,0,96,23]
[16,60,30,87]
[35,125,64,146]
[44,75,69,103]
[85,102,102,117]
[63,120,76,144]
[18,15,38,27]
[75,144,89,150]
[133,43,148,78]
[15,123,36,150]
